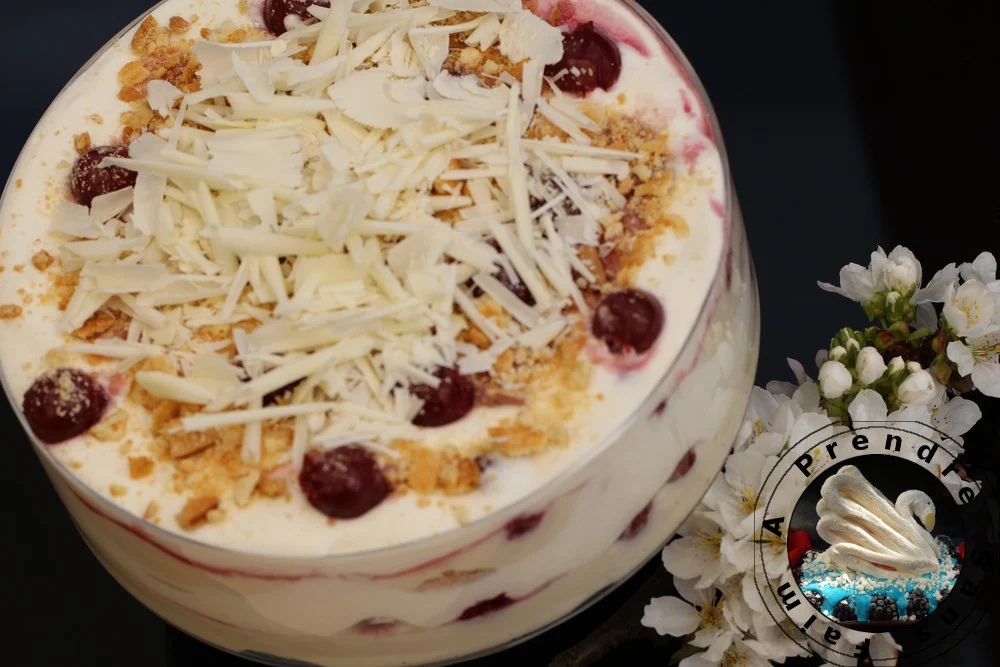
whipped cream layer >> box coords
[0,0,724,556]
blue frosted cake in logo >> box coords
[795,465,961,623]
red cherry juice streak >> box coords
[618,502,652,540]
[350,481,587,582]
[505,511,545,539]
[668,448,697,482]
[457,581,553,622]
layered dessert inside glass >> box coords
[0,0,752,664]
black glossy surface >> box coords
[1,1,995,665]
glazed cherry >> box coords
[22,368,109,444]
[299,445,391,519]
[592,288,664,354]
[545,22,622,95]
[411,368,476,428]
[69,145,136,207]
[264,0,330,36]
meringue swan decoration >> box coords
[816,465,939,577]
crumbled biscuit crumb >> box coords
[0,304,22,319]
[13,265,24,273]
[73,132,92,155]
[86,113,104,125]
[31,250,54,271]
[109,484,128,498]
[128,456,155,480]
[232,471,260,507]
[176,495,220,530]
[257,467,288,497]
[91,409,129,442]
[143,500,159,520]
[168,16,191,33]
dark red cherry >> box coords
[505,512,545,539]
[592,288,664,354]
[458,593,515,621]
[22,368,109,444]
[299,446,391,519]
[545,22,622,95]
[264,0,330,36]
[411,368,476,428]
[69,145,136,207]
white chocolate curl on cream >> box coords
[816,465,939,577]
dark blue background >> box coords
[1,1,995,665]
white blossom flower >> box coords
[942,279,1000,337]
[960,251,1000,290]
[948,335,1000,397]
[683,635,773,667]
[818,246,959,304]
[848,388,888,423]
[818,360,852,399]
[893,382,981,446]
[721,530,790,583]
[703,451,779,539]
[642,577,741,664]
[764,358,812,397]
[735,387,800,456]
[898,369,937,404]
[750,585,811,661]
[829,346,847,361]
[856,347,887,385]
[661,511,736,588]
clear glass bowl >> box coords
[0,1,759,665]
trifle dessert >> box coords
[797,466,961,625]
[0,0,757,664]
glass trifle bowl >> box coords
[0,0,758,665]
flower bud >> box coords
[898,369,936,405]
[885,256,920,293]
[830,346,847,361]
[887,356,905,374]
[886,291,901,305]
[846,338,861,352]
[906,361,923,373]
[856,347,887,385]
[819,360,852,399]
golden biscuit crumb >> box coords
[91,410,129,442]
[73,132,91,155]
[168,16,191,33]
[143,500,159,520]
[109,484,128,498]
[0,304,22,319]
[128,456,155,480]
[176,495,219,530]
[31,250,54,271]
